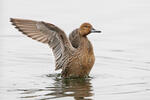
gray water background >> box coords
[0,0,150,100]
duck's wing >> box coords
[69,29,80,48]
[10,18,74,70]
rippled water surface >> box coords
[1,35,150,100]
[1,0,150,99]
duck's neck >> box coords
[78,36,93,53]
[79,36,87,47]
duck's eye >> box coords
[85,26,89,28]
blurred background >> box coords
[1,0,150,100]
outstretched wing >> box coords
[69,29,80,48]
[10,18,74,70]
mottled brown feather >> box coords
[10,18,98,78]
[10,18,74,70]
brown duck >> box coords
[10,18,101,78]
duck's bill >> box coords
[91,28,102,33]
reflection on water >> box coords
[1,36,150,100]
[1,0,150,99]
[17,74,93,100]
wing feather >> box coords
[10,18,74,70]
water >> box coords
[1,35,150,100]
[1,0,150,99]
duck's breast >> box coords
[79,38,95,74]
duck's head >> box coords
[79,23,101,36]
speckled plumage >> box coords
[10,18,101,78]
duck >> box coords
[10,18,101,78]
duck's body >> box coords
[62,29,95,77]
[10,18,101,78]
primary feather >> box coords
[10,18,74,70]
